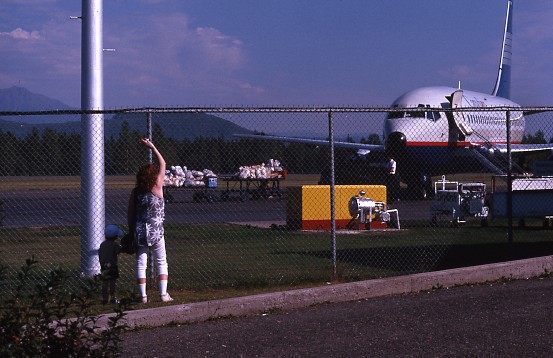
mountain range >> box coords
[0,86,253,140]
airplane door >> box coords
[446,89,473,145]
[450,89,463,108]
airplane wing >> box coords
[233,134,385,154]
[523,109,553,116]
[492,143,553,153]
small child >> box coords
[99,224,123,304]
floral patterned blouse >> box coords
[135,190,165,246]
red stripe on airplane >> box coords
[405,141,519,147]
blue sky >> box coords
[0,0,552,109]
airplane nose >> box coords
[385,131,407,154]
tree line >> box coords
[0,121,381,177]
[2,120,549,177]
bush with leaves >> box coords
[0,257,133,357]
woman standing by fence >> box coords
[128,138,173,303]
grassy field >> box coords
[2,173,551,311]
[2,220,553,311]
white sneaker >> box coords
[141,296,148,304]
[160,293,173,302]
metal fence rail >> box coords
[1,106,553,299]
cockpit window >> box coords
[386,105,441,121]
[421,105,441,121]
[387,111,404,119]
[428,111,441,121]
[405,111,426,118]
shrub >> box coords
[0,257,132,357]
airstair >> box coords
[469,145,526,177]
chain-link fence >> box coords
[1,107,553,299]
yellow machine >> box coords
[287,185,387,230]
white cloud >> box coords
[193,27,246,70]
[103,12,264,106]
[140,0,170,4]
[0,28,40,40]
[9,0,55,3]
[439,65,472,78]
[0,16,81,105]
[4,0,56,5]
[517,5,553,43]
[0,4,268,106]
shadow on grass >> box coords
[289,241,553,274]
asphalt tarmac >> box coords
[1,188,429,228]
[119,275,553,357]
[0,188,288,227]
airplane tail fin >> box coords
[491,0,513,99]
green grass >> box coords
[3,174,552,312]
[2,220,553,311]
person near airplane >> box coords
[386,154,399,202]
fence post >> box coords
[328,110,337,278]
[146,110,155,283]
[147,111,153,163]
[506,110,513,255]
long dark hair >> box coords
[136,163,158,192]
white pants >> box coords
[136,237,168,279]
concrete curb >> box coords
[99,255,553,330]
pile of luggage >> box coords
[236,159,285,179]
[164,158,284,187]
[164,166,217,187]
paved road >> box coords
[119,276,553,357]
[1,188,430,228]
[0,188,288,227]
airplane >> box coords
[236,0,553,198]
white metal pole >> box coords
[80,0,105,277]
